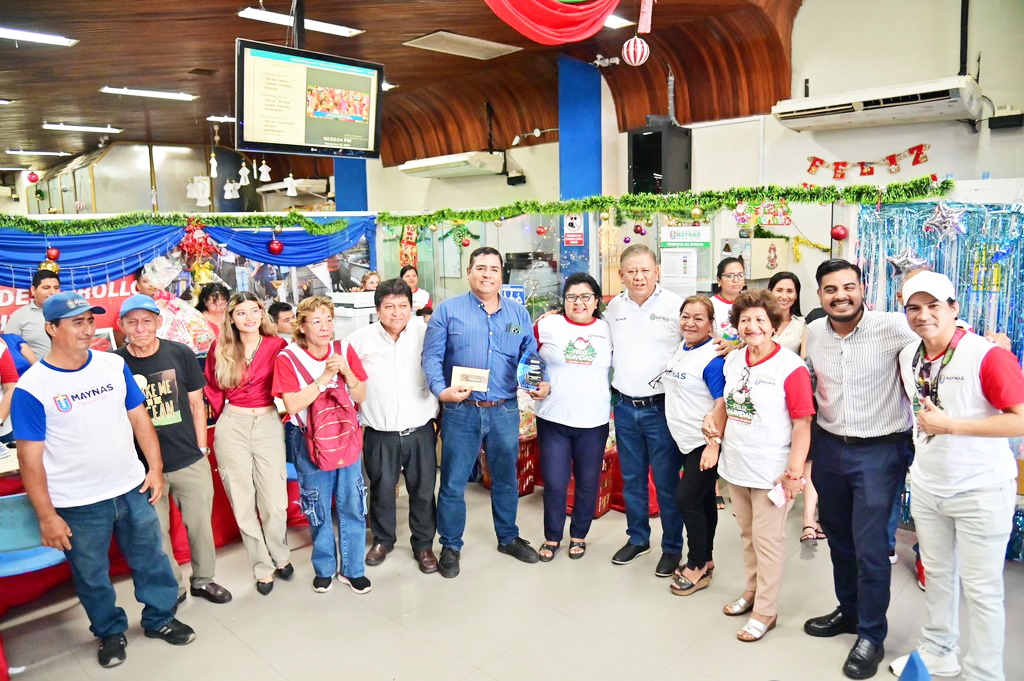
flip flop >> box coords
[538,542,560,562]
[723,596,754,616]
[737,616,777,642]
[568,541,586,560]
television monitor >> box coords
[235,38,384,159]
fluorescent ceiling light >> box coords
[0,166,29,171]
[603,15,635,30]
[5,149,71,156]
[0,26,78,47]
[206,115,236,123]
[381,81,397,91]
[237,7,363,38]
[43,122,123,133]
[0,98,13,105]
[100,86,197,101]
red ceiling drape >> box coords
[483,0,622,45]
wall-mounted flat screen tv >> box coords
[236,38,383,159]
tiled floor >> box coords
[4,485,1023,681]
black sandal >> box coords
[538,542,560,562]
[716,495,726,510]
[567,541,586,560]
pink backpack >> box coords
[281,340,362,470]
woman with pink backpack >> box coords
[272,295,371,595]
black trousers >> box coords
[674,444,718,569]
[363,422,437,551]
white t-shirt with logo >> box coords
[534,314,613,428]
[711,295,739,343]
[898,332,1024,497]
[11,351,147,508]
[718,345,815,489]
[606,285,683,398]
[663,338,726,453]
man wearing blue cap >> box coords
[114,294,232,606]
[12,292,196,668]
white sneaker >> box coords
[889,550,898,565]
[889,645,961,677]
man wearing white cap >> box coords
[889,271,1024,681]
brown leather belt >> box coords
[465,399,505,407]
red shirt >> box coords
[0,350,17,385]
[204,335,288,417]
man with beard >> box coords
[802,259,917,679]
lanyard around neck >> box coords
[910,327,966,407]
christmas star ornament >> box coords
[922,202,966,238]
[886,248,929,274]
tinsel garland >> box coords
[376,176,953,228]
[0,211,348,237]
[752,226,831,262]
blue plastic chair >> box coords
[0,493,67,578]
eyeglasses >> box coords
[916,360,933,399]
[565,293,595,302]
[720,273,746,281]
[648,369,668,390]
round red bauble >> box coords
[831,225,849,241]
[46,247,60,261]
[27,171,39,184]
[267,239,284,255]
[461,237,471,248]
[633,224,643,234]
[622,36,650,67]
[536,226,547,236]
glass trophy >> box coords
[517,353,546,391]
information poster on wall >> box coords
[660,248,697,297]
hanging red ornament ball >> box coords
[46,247,60,261]
[633,224,643,234]
[461,237,471,248]
[267,239,284,255]
[831,224,849,241]
[26,171,39,184]
[621,36,650,67]
[623,236,631,244]
[536,226,547,236]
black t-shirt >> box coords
[115,340,207,473]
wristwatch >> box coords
[199,447,210,455]
[315,379,327,393]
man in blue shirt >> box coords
[422,247,550,578]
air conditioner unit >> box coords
[398,151,505,179]
[772,76,984,131]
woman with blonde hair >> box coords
[205,292,291,595]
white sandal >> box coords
[737,616,776,642]
[723,596,753,616]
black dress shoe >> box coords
[804,607,859,637]
[611,542,651,565]
[438,546,460,579]
[843,637,884,679]
[190,581,233,604]
[255,580,274,595]
[654,552,682,578]
[176,592,186,606]
[273,563,295,581]
[497,537,539,563]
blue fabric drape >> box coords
[0,216,377,288]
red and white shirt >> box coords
[711,294,739,343]
[534,314,612,428]
[898,332,1024,497]
[0,347,18,438]
[411,287,431,311]
[719,344,815,489]
[272,341,368,425]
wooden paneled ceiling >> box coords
[0,1,802,171]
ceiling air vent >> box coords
[402,31,521,60]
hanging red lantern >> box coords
[46,247,60,261]
[461,237,471,248]
[621,36,650,67]
[267,239,284,255]
[26,171,39,184]
[831,225,849,241]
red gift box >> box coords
[479,435,538,496]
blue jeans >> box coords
[438,400,520,551]
[811,424,912,646]
[613,399,684,554]
[537,418,609,542]
[56,486,179,638]
[288,424,368,579]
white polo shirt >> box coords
[346,320,439,432]
[898,332,1024,497]
[606,285,683,398]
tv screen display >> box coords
[235,39,383,159]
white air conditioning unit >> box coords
[398,151,505,179]
[772,76,984,131]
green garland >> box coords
[377,175,953,228]
[0,211,348,236]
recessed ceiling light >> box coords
[0,26,78,47]
[100,86,197,101]
[403,31,522,60]
[381,81,397,91]
[603,15,635,30]
[43,122,123,134]
[5,149,72,156]
[206,115,236,123]
[237,7,363,38]
[0,98,13,105]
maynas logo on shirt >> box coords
[52,383,115,412]
[564,337,598,365]
[649,313,673,323]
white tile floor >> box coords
[3,485,1023,681]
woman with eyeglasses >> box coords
[702,290,814,642]
[711,257,746,345]
[533,273,612,561]
[660,295,726,597]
